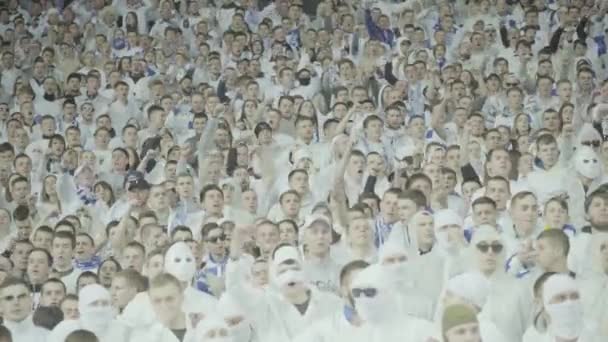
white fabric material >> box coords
[164,242,197,282]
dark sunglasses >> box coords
[581,140,601,148]
[206,234,226,243]
[351,288,378,298]
[476,242,504,254]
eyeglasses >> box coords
[351,288,378,298]
[476,242,504,254]
[581,140,601,148]
[205,235,226,243]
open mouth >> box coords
[287,281,297,287]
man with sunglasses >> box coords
[469,226,531,342]
[0,277,49,340]
[346,263,439,342]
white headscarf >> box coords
[195,316,234,342]
[349,264,396,325]
[217,293,253,342]
[542,274,584,339]
[79,284,115,337]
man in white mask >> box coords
[377,227,434,319]
[347,264,439,342]
[49,284,129,342]
[568,145,605,228]
[225,238,341,341]
[193,316,234,342]
[525,273,600,342]
[120,242,217,335]
[216,293,256,342]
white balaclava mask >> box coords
[164,242,197,283]
[573,145,601,180]
[270,245,307,292]
[434,209,463,253]
[195,316,234,342]
[542,274,584,339]
[349,264,395,325]
[218,293,252,342]
[445,271,491,310]
[79,284,115,336]
[378,230,413,287]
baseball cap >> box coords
[124,170,150,191]
[302,214,331,231]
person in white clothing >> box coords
[48,283,130,342]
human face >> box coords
[0,284,32,322]
[348,218,373,247]
[203,189,224,216]
[445,322,482,342]
[288,172,309,195]
[475,239,503,274]
[27,250,50,284]
[75,235,95,262]
[256,223,280,255]
[111,276,138,310]
[485,180,510,210]
[148,186,169,210]
[413,214,434,248]
[487,150,512,177]
[473,203,497,226]
[511,195,538,233]
[61,298,79,320]
[122,247,145,272]
[40,282,65,306]
[587,196,608,231]
[537,142,559,169]
[280,193,301,218]
[304,221,332,256]
[278,222,298,245]
[204,228,226,257]
[52,237,74,269]
[535,238,560,271]
[11,242,32,271]
[146,254,164,279]
[544,201,568,229]
[98,261,119,287]
[149,283,184,326]
[380,193,399,223]
[398,198,419,223]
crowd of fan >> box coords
[0,0,608,341]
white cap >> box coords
[78,284,110,311]
[446,272,491,309]
[434,209,463,230]
[302,214,331,231]
[272,245,302,267]
[293,148,313,163]
[395,144,416,160]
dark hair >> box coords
[33,305,64,330]
[53,231,76,248]
[397,190,427,209]
[27,248,52,266]
[339,260,370,286]
[41,278,66,295]
[199,184,224,203]
[66,329,99,342]
[472,196,497,209]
